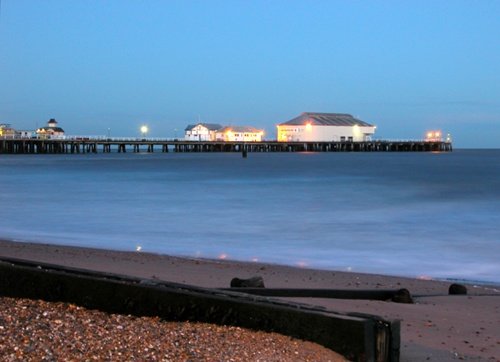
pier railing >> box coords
[0,137,452,154]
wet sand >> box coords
[1,239,499,361]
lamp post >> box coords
[140,125,148,139]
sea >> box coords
[1,149,499,284]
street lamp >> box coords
[140,125,148,139]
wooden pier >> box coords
[0,138,452,154]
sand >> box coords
[1,239,499,361]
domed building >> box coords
[36,118,65,139]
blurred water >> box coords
[1,150,499,283]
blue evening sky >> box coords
[1,1,499,147]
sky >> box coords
[0,1,499,147]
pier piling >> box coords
[0,139,452,155]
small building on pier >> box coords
[16,130,34,139]
[215,126,264,142]
[36,118,65,139]
[0,124,16,138]
[277,112,376,142]
[184,123,222,141]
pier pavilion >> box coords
[277,113,376,142]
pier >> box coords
[0,138,452,154]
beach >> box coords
[0,297,345,361]
[0,239,498,361]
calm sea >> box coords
[1,150,499,284]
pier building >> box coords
[277,112,376,142]
[0,124,15,138]
[184,123,222,141]
[36,119,65,139]
[215,126,264,142]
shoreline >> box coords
[4,236,499,288]
[1,238,499,361]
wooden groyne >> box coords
[0,138,452,154]
[0,256,400,361]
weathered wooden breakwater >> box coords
[0,256,401,361]
[0,138,452,154]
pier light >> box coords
[353,124,361,139]
[140,125,148,138]
[425,130,443,142]
[305,123,312,131]
[296,261,308,268]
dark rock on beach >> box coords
[230,276,265,288]
[391,288,414,304]
[449,283,467,295]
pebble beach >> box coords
[0,297,345,361]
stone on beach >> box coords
[230,276,265,288]
[448,283,468,295]
[391,288,414,304]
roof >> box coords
[217,126,263,133]
[280,112,374,127]
[37,127,65,133]
[185,123,222,131]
